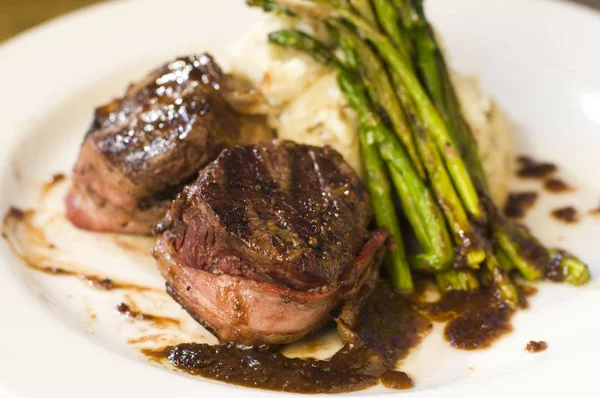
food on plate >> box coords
[153,139,387,344]
[228,14,514,205]
[3,0,591,394]
[145,280,431,394]
[248,0,589,302]
[66,54,271,234]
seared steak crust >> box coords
[153,140,382,345]
[160,140,372,291]
[67,54,270,233]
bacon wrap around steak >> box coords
[153,140,388,344]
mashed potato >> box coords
[228,14,331,108]
[228,15,512,204]
[451,73,513,205]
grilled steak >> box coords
[153,140,387,344]
[66,54,271,234]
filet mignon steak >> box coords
[153,140,388,344]
[66,54,271,234]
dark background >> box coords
[579,0,600,8]
[0,0,599,43]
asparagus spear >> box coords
[396,0,524,297]
[409,110,485,268]
[379,134,454,272]
[436,269,480,292]
[484,250,519,306]
[496,248,515,272]
[371,0,412,67]
[246,0,295,14]
[401,0,591,286]
[329,21,425,177]
[330,22,485,268]
[335,7,484,221]
[328,23,451,269]
[337,70,454,272]
[548,249,590,286]
[359,128,414,291]
[317,3,489,265]
[268,29,344,69]
[399,0,485,185]
[349,0,377,24]
[494,227,545,281]
[339,38,414,289]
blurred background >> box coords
[0,0,599,43]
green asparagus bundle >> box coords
[247,0,590,305]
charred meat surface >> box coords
[67,54,271,234]
[153,140,385,344]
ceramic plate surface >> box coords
[1,0,599,397]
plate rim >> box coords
[1,0,600,397]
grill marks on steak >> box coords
[67,54,271,233]
[154,140,383,344]
[162,140,372,291]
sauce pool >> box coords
[144,282,432,394]
[413,289,524,350]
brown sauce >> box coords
[111,236,155,255]
[551,206,579,223]
[144,283,533,392]
[379,370,413,390]
[521,284,538,298]
[544,178,572,193]
[41,266,115,290]
[504,192,538,219]
[1,206,160,293]
[144,282,431,393]
[117,302,180,329]
[525,340,548,353]
[3,198,542,392]
[517,156,557,179]
[414,289,524,350]
[7,206,26,220]
[41,173,66,195]
[24,262,157,292]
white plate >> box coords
[1,0,600,397]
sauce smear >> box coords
[145,282,432,393]
[380,370,413,390]
[414,289,523,350]
[544,178,572,193]
[551,206,579,223]
[41,173,66,194]
[117,303,181,328]
[1,207,159,293]
[517,156,557,179]
[525,340,548,353]
[504,192,538,219]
